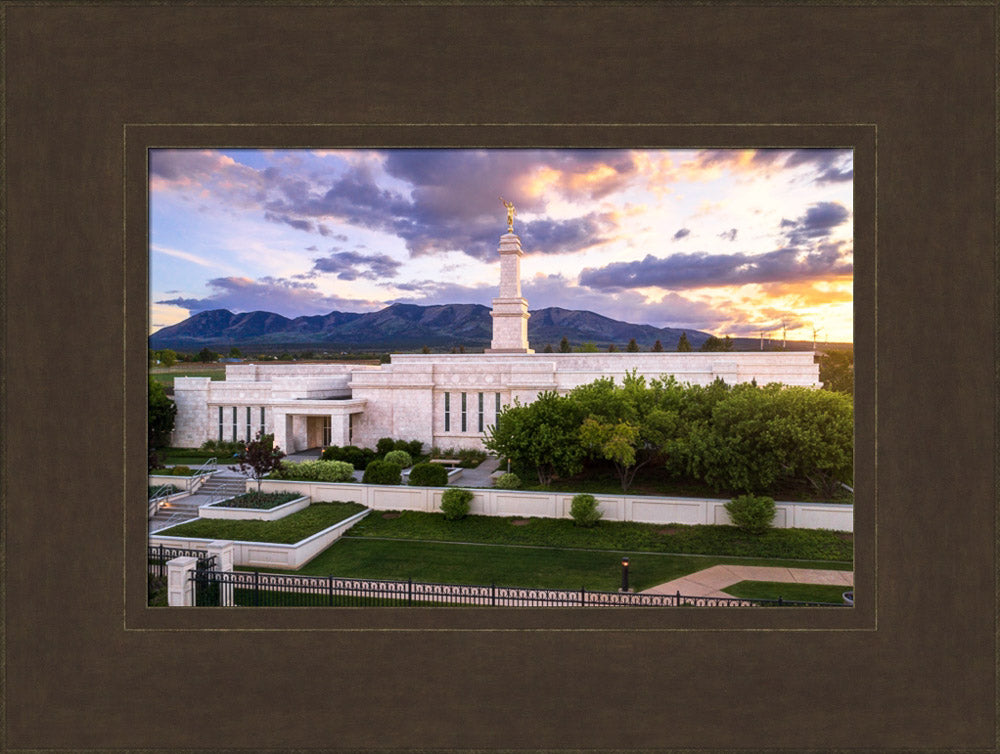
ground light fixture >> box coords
[620,556,630,593]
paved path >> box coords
[641,564,852,599]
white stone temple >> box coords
[170,229,821,453]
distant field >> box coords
[149,366,226,388]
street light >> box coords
[620,556,630,593]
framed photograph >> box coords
[4,3,994,751]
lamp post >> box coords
[620,556,630,593]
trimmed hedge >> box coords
[494,472,521,490]
[408,462,449,487]
[383,450,412,469]
[362,459,402,485]
[321,445,377,470]
[273,459,355,483]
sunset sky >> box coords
[150,148,853,342]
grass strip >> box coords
[260,538,848,592]
[158,502,365,544]
[210,491,301,510]
[722,580,852,604]
[348,510,853,562]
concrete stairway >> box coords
[197,475,248,499]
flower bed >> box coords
[209,491,300,510]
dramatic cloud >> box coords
[264,211,315,233]
[156,276,383,316]
[683,149,853,184]
[578,243,852,292]
[780,202,850,246]
[310,250,403,281]
[672,228,690,241]
[718,228,738,242]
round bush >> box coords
[408,461,449,487]
[440,488,473,521]
[362,459,402,485]
[405,439,424,457]
[293,460,355,482]
[383,449,412,468]
[725,494,776,534]
[494,472,521,490]
[570,493,603,527]
[171,465,192,476]
[375,437,396,456]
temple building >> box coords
[170,229,821,453]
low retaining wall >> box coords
[255,480,853,532]
[198,495,311,522]
[149,473,209,494]
[150,508,372,569]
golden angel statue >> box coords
[499,196,516,233]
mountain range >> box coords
[148,303,725,352]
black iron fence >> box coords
[189,568,848,608]
[148,545,216,579]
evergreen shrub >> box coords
[494,472,521,490]
[570,493,603,527]
[441,488,473,521]
[362,459,402,485]
[408,462,448,487]
[724,494,776,534]
[383,450,412,468]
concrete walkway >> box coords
[641,564,853,599]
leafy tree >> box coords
[652,340,663,352]
[607,343,618,352]
[232,432,285,492]
[484,392,586,486]
[197,347,217,363]
[677,333,692,352]
[577,342,599,353]
[229,347,242,358]
[559,336,571,353]
[574,372,681,492]
[818,349,854,395]
[626,338,639,352]
[543,343,554,353]
[421,345,431,354]
[700,335,733,352]
[158,349,177,367]
[148,376,176,451]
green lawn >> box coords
[255,538,851,592]
[348,510,854,563]
[159,502,365,543]
[722,580,852,604]
[211,491,301,510]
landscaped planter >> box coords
[150,507,372,569]
[199,495,311,522]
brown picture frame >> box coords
[3,3,995,751]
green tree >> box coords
[484,392,586,486]
[677,333,692,352]
[818,349,854,395]
[421,345,431,354]
[607,343,618,352]
[543,343,554,353]
[700,335,727,352]
[559,336,571,353]
[574,372,681,491]
[625,338,639,352]
[232,432,285,492]
[158,349,177,367]
[652,339,663,352]
[229,347,242,358]
[197,347,217,363]
[577,342,599,353]
[148,376,177,450]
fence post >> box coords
[407,578,412,607]
[158,544,165,579]
[491,583,496,607]
[581,587,585,607]
[676,590,681,607]
[328,575,334,607]
[166,556,198,606]
[254,570,260,607]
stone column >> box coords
[166,556,198,606]
[206,541,235,607]
[486,232,534,354]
